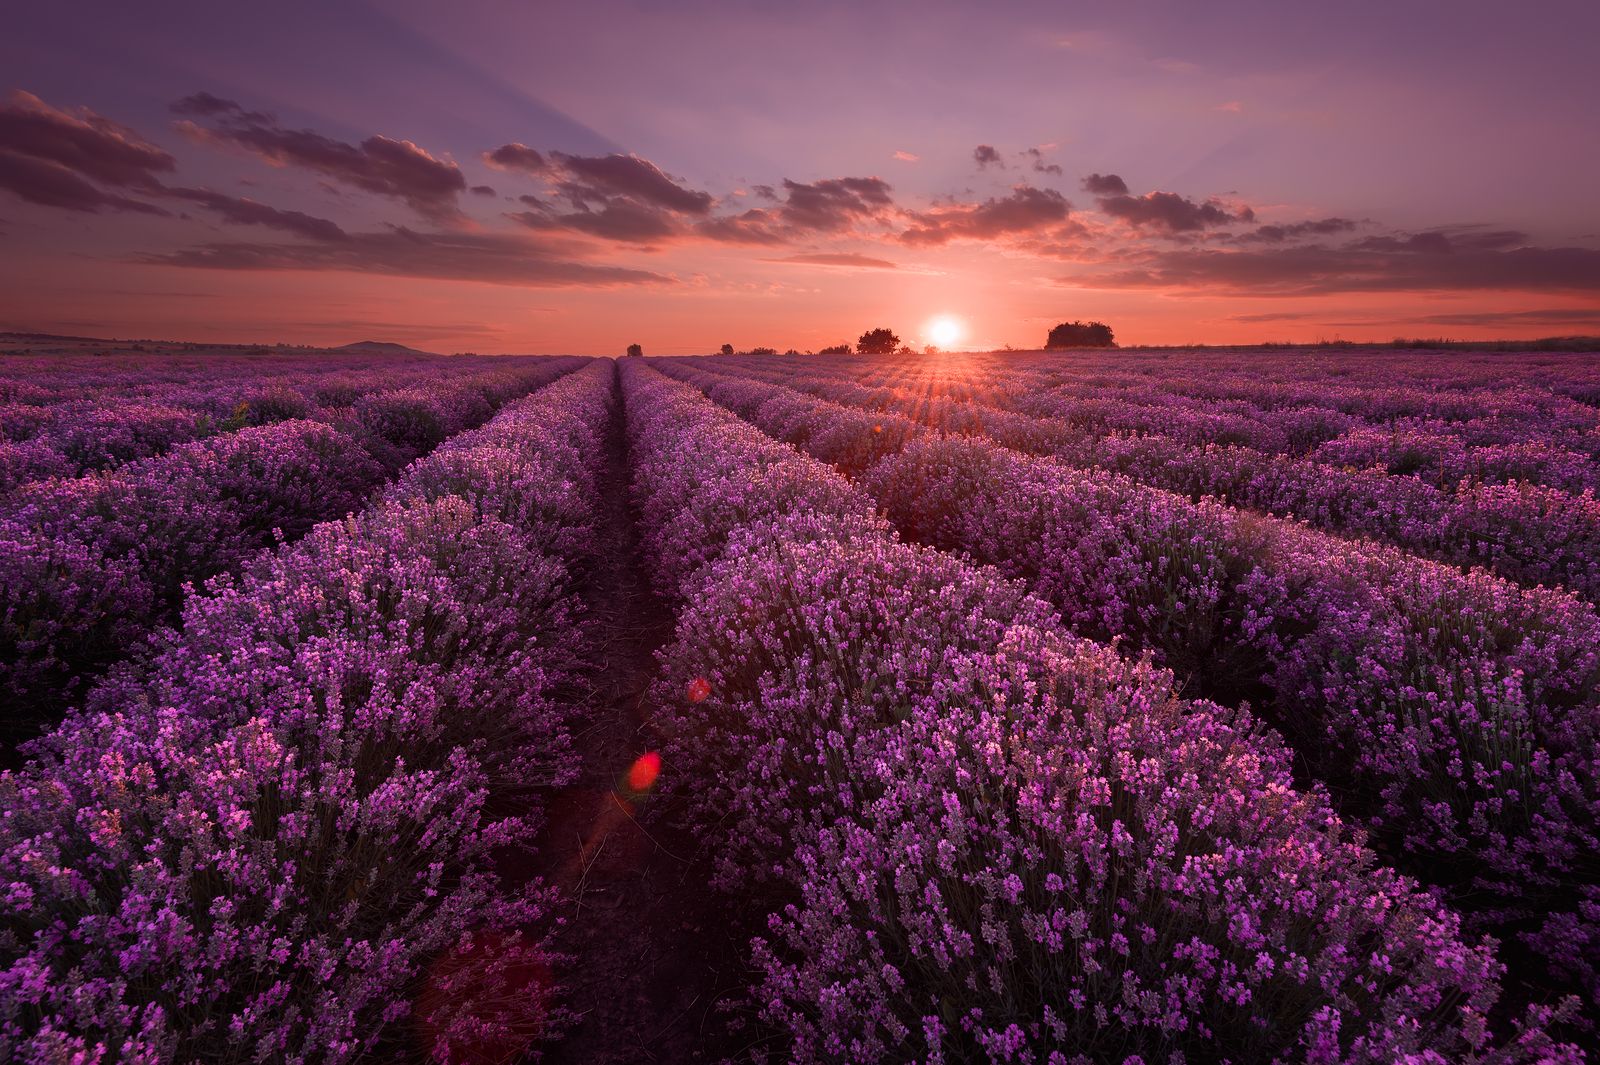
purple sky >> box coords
[2,0,1598,352]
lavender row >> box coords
[0,358,617,1063]
[731,348,1600,442]
[1013,368,1598,454]
[619,359,1579,1062]
[0,357,585,744]
[0,347,449,408]
[659,359,1600,1011]
[997,376,1600,491]
[986,351,1600,440]
[720,351,1600,496]
[0,355,569,490]
[688,356,1600,603]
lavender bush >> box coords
[620,359,1579,1062]
[660,364,1600,1009]
[0,361,615,1062]
[0,360,584,742]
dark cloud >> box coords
[973,144,1003,169]
[682,177,896,245]
[1091,239,1600,294]
[554,153,713,215]
[901,186,1070,246]
[140,227,672,288]
[490,148,714,244]
[1349,226,1528,253]
[0,90,173,214]
[0,90,175,190]
[776,177,894,232]
[1097,190,1255,233]
[0,149,168,214]
[1241,217,1357,243]
[1024,148,1062,176]
[1082,173,1128,196]
[1227,312,1318,323]
[693,209,788,245]
[512,199,680,244]
[764,252,898,269]
[482,143,550,174]
[1409,308,1600,326]
[167,187,347,241]
[174,94,466,221]
[0,92,358,237]
[469,184,496,197]
[170,93,271,124]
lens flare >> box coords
[626,751,662,792]
[686,676,712,703]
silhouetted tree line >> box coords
[1046,321,1116,349]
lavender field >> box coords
[3,346,1598,1063]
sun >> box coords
[926,315,964,349]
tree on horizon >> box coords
[1046,321,1116,349]
[857,328,900,355]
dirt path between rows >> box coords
[534,366,754,1064]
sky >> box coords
[1,0,1598,354]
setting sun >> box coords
[927,315,965,349]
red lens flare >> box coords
[626,751,662,792]
[686,676,711,703]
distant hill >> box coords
[334,340,440,357]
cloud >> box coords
[0,90,175,214]
[693,209,788,245]
[1408,308,1600,326]
[1240,217,1358,243]
[0,90,365,241]
[0,149,168,214]
[1089,238,1600,294]
[174,94,466,221]
[1349,226,1527,253]
[764,252,898,269]
[684,177,896,246]
[0,90,175,190]
[167,187,347,241]
[482,143,550,174]
[140,226,672,288]
[901,186,1071,245]
[469,184,496,196]
[893,150,919,162]
[776,176,895,232]
[1217,101,1243,113]
[171,92,268,122]
[553,153,713,214]
[1024,148,1062,176]
[1096,190,1255,233]
[973,144,1003,169]
[1081,173,1128,196]
[1226,312,1318,323]
[490,147,716,245]
[512,198,680,244]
